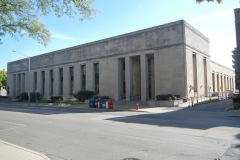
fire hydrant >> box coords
[136,103,139,110]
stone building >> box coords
[7,20,235,103]
[211,61,235,93]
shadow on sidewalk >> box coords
[0,103,115,115]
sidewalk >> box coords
[0,140,50,160]
[1,100,239,115]
[1,101,188,113]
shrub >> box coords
[30,92,41,102]
[0,96,8,98]
[156,95,169,101]
[156,94,179,101]
[232,94,240,110]
[48,96,63,103]
[174,95,181,99]
[74,90,95,102]
[156,95,164,101]
[18,92,28,101]
[166,94,173,100]
[233,103,240,110]
[168,97,172,101]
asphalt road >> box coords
[187,99,234,112]
[0,100,239,160]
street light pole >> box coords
[12,50,31,104]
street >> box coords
[0,100,239,160]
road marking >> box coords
[0,120,26,132]
[0,126,26,132]
[0,120,26,127]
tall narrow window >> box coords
[232,77,234,90]
[69,67,74,95]
[203,58,207,96]
[212,72,215,92]
[227,77,231,90]
[123,81,126,94]
[41,71,45,95]
[94,63,99,94]
[220,75,223,91]
[123,61,125,71]
[34,72,37,92]
[192,54,197,92]
[13,74,16,97]
[17,74,21,95]
[50,70,53,95]
[224,75,226,91]
[148,58,152,99]
[22,73,25,93]
[81,65,86,90]
[59,68,63,95]
[230,77,232,89]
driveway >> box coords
[186,99,234,112]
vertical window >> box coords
[212,73,215,92]
[224,76,226,91]
[50,70,53,95]
[81,65,86,90]
[13,74,16,97]
[227,76,229,90]
[94,63,99,94]
[22,73,25,93]
[119,58,126,98]
[59,68,63,95]
[123,81,126,94]
[192,53,197,92]
[34,72,37,92]
[148,58,152,99]
[17,74,21,95]
[230,77,232,89]
[123,61,125,71]
[42,71,45,95]
[69,67,74,95]
[203,58,207,95]
[220,75,223,91]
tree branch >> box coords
[1,24,17,27]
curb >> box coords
[224,106,234,112]
[0,102,147,112]
[0,140,50,160]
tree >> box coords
[196,0,223,3]
[0,0,96,46]
[0,70,7,90]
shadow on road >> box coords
[107,109,240,130]
[0,103,112,115]
[0,100,239,131]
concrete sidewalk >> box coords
[1,101,188,113]
[1,100,239,115]
[0,140,50,160]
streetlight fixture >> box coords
[12,50,31,104]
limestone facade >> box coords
[211,61,235,93]
[7,20,235,101]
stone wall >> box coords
[7,20,214,101]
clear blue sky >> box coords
[1,0,239,71]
